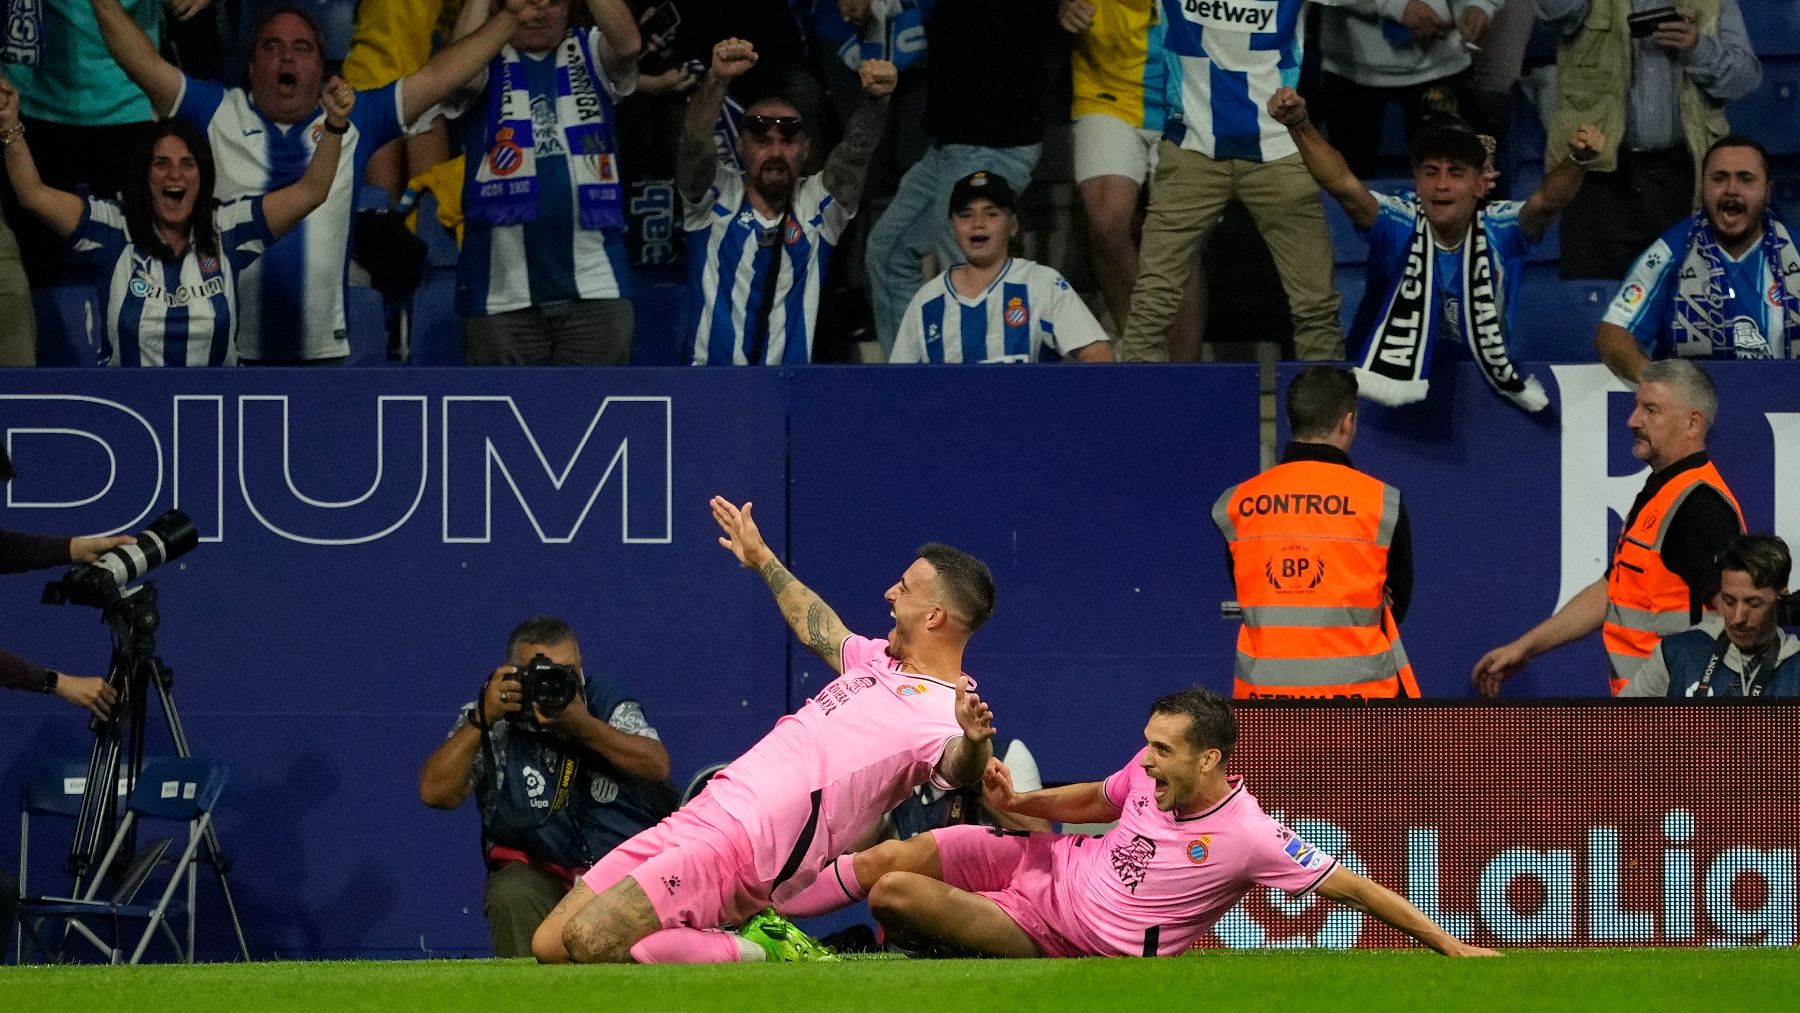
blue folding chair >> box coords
[17,757,228,965]
[15,758,114,963]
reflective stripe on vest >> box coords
[1214,460,1414,698]
[1601,461,1743,693]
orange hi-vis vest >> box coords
[1602,461,1743,695]
[1213,459,1420,699]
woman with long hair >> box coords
[0,73,356,365]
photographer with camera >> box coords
[419,616,677,956]
[0,448,132,717]
[1621,534,1800,698]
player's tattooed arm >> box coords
[713,497,854,673]
[822,58,896,215]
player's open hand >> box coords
[1471,642,1527,697]
[69,533,135,564]
[981,756,1018,811]
[1267,87,1307,128]
[954,675,995,743]
[321,76,355,130]
[711,496,773,569]
[859,59,897,99]
[711,38,758,81]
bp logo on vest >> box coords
[1265,544,1326,592]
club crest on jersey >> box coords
[1771,282,1785,307]
[895,683,929,698]
[488,128,526,177]
[784,218,802,245]
[1187,835,1212,865]
[1004,297,1027,327]
[198,253,220,275]
[310,123,324,144]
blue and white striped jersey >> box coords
[1602,218,1799,361]
[685,163,850,365]
[70,196,273,367]
[1157,0,1316,161]
[890,258,1109,363]
[455,31,634,317]
[175,76,407,361]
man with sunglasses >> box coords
[679,38,896,365]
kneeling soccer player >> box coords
[780,685,1499,958]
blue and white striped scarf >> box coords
[468,30,622,230]
[2,0,44,67]
[1673,209,1800,360]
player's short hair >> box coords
[1286,366,1359,440]
[1718,535,1791,592]
[1149,686,1236,762]
[1639,359,1718,431]
[916,543,996,633]
[507,616,579,657]
[248,4,326,58]
[1410,122,1488,172]
[1703,134,1771,178]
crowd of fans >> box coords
[0,0,1791,377]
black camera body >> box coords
[512,653,582,719]
[1627,6,1680,37]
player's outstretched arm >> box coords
[983,758,1120,824]
[711,496,855,673]
[935,676,997,788]
[1314,866,1500,957]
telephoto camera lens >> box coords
[93,510,199,588]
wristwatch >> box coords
[41,669,58,694]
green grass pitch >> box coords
[4,950,1799,1012]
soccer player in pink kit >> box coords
[530,496,1000,964]
[791,686,1498,958]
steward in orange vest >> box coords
[1475,360,1744,696]
[1214,367,1419,699]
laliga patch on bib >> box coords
[1180,0,1279,32]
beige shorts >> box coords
[1072,113,1163,186]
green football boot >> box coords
[739,909,841,962]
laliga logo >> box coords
[1551,365,1800,609]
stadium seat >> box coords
[17,757,228,965]
[1526,217,1561,264]
[1743,3,1800,57]
[408,269,461,365]
[1730,56,1800,155]
[1512,270,1613,361]
[1321,195,1366,265]
[1334,265,1367,339]
[344,285,387,366]
[31,285,100,366]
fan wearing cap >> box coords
[889,172,1112,364]
[678,38,896,365]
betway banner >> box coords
[1214,703,1797,949]
[1280,362,1800,698]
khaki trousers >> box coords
[1120,142,1343,362]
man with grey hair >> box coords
[1622,534,1799,698]
[1474,359,1744,696]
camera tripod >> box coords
[64,580,251,961]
